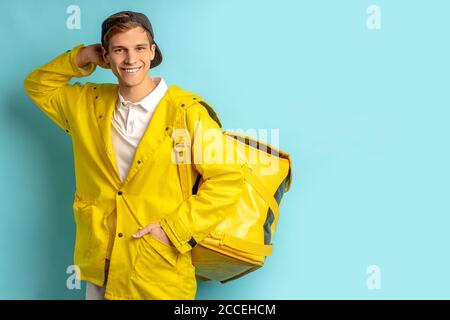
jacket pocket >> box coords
[72,198,96,261]
[131,234,181,285]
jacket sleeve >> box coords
[23,44,96,133]
[160,103,245,254]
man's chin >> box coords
[118,79,142,88]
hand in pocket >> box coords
[132,221,174,247]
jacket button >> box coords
[137,160,142,164]
[118,191,123,195]
[118,233,123,238]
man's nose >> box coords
[124,51,138,65]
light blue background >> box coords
[1,0,449,299]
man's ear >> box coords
[102,46,110,66]
[150,43,156,62]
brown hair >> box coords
[102,13,153,52]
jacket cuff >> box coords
[160,215,197,255]
[67,44,96,77]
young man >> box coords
[24,11,244,300]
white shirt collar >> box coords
[117,77,168,112]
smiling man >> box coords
[24,11,244,300]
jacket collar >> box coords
[117,77,168,113]
[94,84,200,186]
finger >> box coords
[94,44,103,53]
[132,224,154,238]
[132,227,148,238]
[99,62,111,69]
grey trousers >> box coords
[85,281,106,300]
[85,259,110,300]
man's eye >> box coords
[137,47,146,51]
[114,49,123,53]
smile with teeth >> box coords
[122,66,142,73]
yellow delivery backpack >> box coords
[173,101,292,283]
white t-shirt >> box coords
[111,77,168,181]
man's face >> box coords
[103,26,156,87]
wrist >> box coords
[75,46,91,68]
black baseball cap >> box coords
[101,11,163,68]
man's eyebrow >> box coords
[111,44,149,49]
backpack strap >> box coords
[173,100,223,200]
[241,165,280,219]
[221,233,273,256]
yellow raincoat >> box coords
[24,44,245,300]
